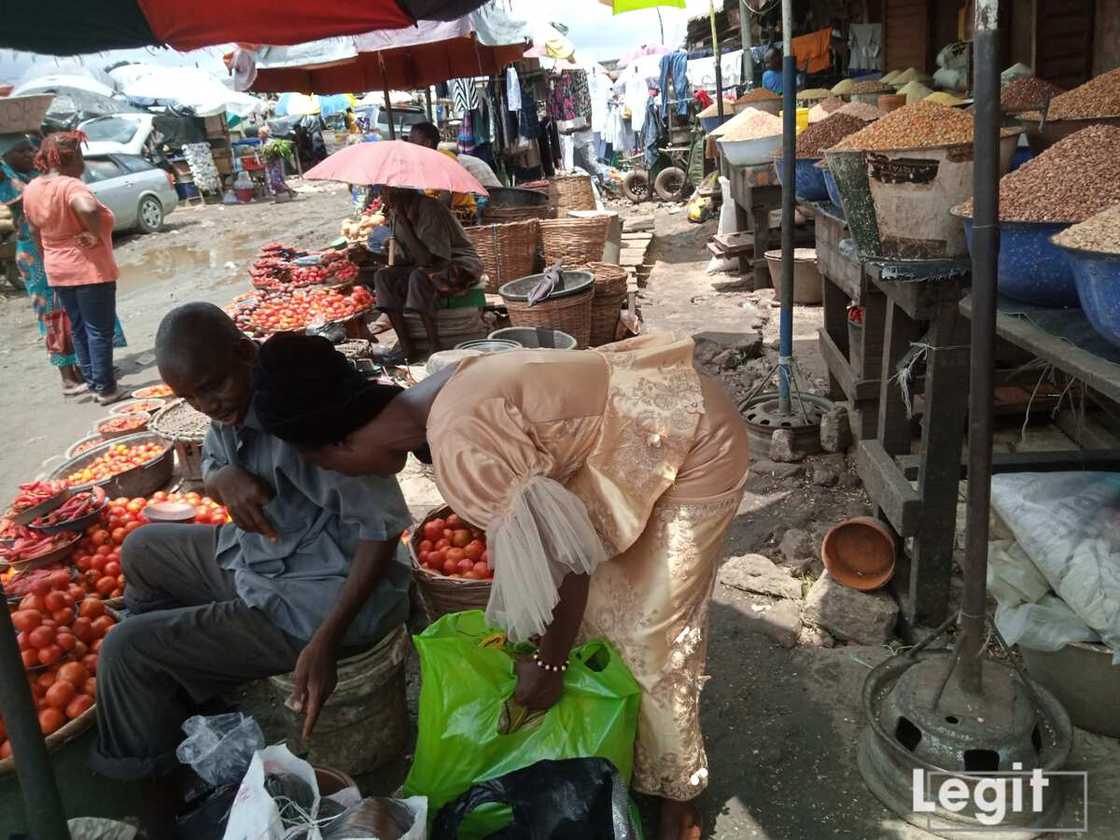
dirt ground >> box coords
[1,185,1117,839]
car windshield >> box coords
[82,117,140,144]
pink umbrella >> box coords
[303,140,489,195]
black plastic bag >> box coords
[431,757,634,840]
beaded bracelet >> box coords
[532,651,569,673]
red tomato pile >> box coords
[65,442,168,485]
[114,399,165,415]
[131,384,174,399]
[249,243,301,290]
[2,569,115,756]
[96,414,149,436]
[242,285,375,335]
[415,512,493,580]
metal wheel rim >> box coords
[140,198,162,228]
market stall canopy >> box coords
[250,2,528,94]
[319,94,359,116]
[108,64,266,118]
[275,93,322,117]
[11,73,117,99]
[304,139,488,195]
[356,91,415,108]
[598,0,686,11]
[41,89,142,131]
[0,0,493,54]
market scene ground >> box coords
[4,2,1120,839]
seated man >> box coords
[92,302,412,833]
[372,185,484,361]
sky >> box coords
[0,0,715,85]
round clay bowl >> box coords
[820,516,896,590]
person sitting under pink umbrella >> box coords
[373,185,484,362]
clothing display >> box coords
[791,27,832,74]
[450,77,480,115]
[589,64,612,135]
[425,335,750,800]
[622,66,649,133]
[546,69,592,132]
[685,49,743,92]
[848,24,882,72]
[659,51,690,119]
[641,97,660,168]
[506,66,521,112]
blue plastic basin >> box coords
[1062,246,1120,348]
[701,114,731,133]
[774,157,829,202]
[961,217,1077,307]
[821,165,844,213]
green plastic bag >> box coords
[402,610,641,819]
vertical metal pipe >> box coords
[741,0,755,89]
[382,86,397,140]
[424,87,434,121]
[0,581,69,839]
[778,0,795,414]
[711,0,725,117]
[959,0,1001,696]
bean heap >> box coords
[736,87,780,103]
[831,101,973,150]
[151,399,212,442]
[1052,205,1120,254]
[712,107,783,141]
[848,79,894,95]
[794,113,867,157]
[1028,68,1120,120]
[955,125,1120,222]
[1001,77,1064,112]
[797,88,832,101]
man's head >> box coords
[155,302,257,426]
[2,137,36,175]
[407,122,441,150]
[383,185,419,213]
[765,48,782,71]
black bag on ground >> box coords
[431,757,634,840]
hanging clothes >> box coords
[791,27,832,74]
[641,96,660,168]
[545,69,592,132]
[658,51,690,119]
[450,77,480,116]
[589,64,612,136]
[506,66,521,112]
[848,24,882,72]
[623,66,649,133]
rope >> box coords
[888,340,971,419]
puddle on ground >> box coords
[116,234,257,293]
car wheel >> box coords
[654,167,688,202]
[622,170,650,203]
[136,196,164,233]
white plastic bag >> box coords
[177,713,264,787]
[706,176,740,274]
[223,744,426,840]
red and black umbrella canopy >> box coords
[2,0,489,54]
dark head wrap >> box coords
[252,333,403,449]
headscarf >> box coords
[252,333,403,449]
[35,131,86,173]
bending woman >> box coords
[252,332,750,840]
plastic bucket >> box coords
[764,248,823,305]
[488,326,577,349]
[779,108,810,133]
[269,624,409,776]
[961,217,1076,308]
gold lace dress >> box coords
[427,333,750,800]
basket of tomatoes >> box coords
[51,433,173,500]
[1,569,116,770]
[95,411,152,439]
[407,505,493,622]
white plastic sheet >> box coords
[990,472,1120,662]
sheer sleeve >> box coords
[431,400,610,641]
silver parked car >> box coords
[82,154,179,234]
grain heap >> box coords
[711,107,783,140]
[1024,68,1120,120]
[698,99,736,118]
[880,70,901,85]
[849,79,895,95]
[832,101,973,151]
[808,97,847,123]
[831,78,856,95]
[1000,77,1064,112]
[898,80,933,103]
[1052,204,1120,255]
[954,125,1120,222]
[835,101,884,121]
[736,88,780,104]
[794,113,867,157]
[925,91,965,107]
[798,88,832,101]
[892,68,932,86]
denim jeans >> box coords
[55,282,117,394]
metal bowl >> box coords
[49,432,174,499]
[9,489,72,527]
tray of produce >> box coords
[51,433,173,500]
[111,398,166,416]
[28,487,108,534]
[66,435,105,460]
[96,411,152,439]
[407,505,492,622]
[150,398,212,444]
[232,285,375,336]
[131,383,174,399]
[6,480,71,526]
[0,527,81,570]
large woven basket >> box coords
[539,216,610,267]
[484,204,552,224]
[584,262,629,347]
[466,219,540,293]
[483,187,552,225]
[499,271,594,348]
[548,174,596,214]
[407,505,492,622]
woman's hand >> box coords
[514,657,565,710]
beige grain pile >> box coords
[1000,77,1064,112]
[892,67,932,86]
[850,79,895,95]
[797,88,832,101]
[879,70,901,85]
[736,87,780,103]
[925,91,966,107]
[1028,68,1120,120]
[835,101,884,121]
[1052,204,1120,254]
[713,107,784,141]
[898,81,933,104]
[831,101,972,150]
[698,99,736,118]
[831,78,856,95]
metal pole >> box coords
[424,87,434,121]
[710,0,725,118]
[383,86,397,140]
[0,581,69,839]
[958,0,1001,696]
[741,0,755,89]
[777,0,795,414]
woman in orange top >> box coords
[22,132,125,404]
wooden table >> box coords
[718,155,781,289]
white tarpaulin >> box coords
[109,64,266,117]
[687,49,743,91]
[12,73,117,99]
[990,472,1120,662]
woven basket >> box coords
[484,204,551,224]
[407,505,492,622]
[548,174,596,213]
[503,287,593,348]
[466,220,540,293]
[402,307,487,351]
[584,262,629,347]
[539,216,610,267]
